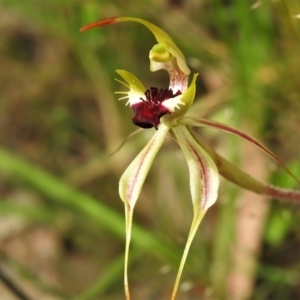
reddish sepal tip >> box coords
[80,17,118,32]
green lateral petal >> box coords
[180,116,300,185]
[115,70,145,92]
[115,69,146,106]
[170,124,219,299]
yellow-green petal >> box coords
[115,69,146,106]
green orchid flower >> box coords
[81,17,300,300]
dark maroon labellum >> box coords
[132,87,181,129]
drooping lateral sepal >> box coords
[119,123,169,300]
[192,136,300,203]
[172,124,219,212]
[170,125,219,299]
[119,124,170,209]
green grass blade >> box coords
[0,148,180,263]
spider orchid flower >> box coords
[81,17,300,300]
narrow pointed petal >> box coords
[170,125,219,299]
[115,69,146,106]
[180,116,300,185]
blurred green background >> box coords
[0,0,300,299]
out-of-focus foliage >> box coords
[0,1,299,299]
